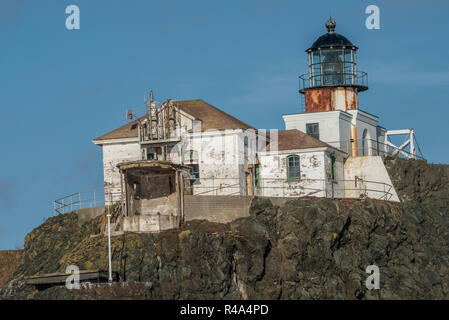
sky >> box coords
[1,0,448,249]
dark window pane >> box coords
[287,155,300,179]
[147,152,155,160]
[189,164,200,184]
[306,123,320,140]
[331,155,336,181]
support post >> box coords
[107,212,112,283]
[410,129,416,159]
[107,187,113,283]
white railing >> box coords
[326,139,425,160]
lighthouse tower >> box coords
[283,18,386,157]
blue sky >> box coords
[1,0,448,249]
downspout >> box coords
[351,119,358,157]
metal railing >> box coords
[54,176,395,216]
[326,139,425,160]
[256,177,393,201]
[53,189,121,216]
[188,177,243,196]
[187,177,393,201]
[299,70,368,92]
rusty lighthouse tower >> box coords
[300,17,368,113]
[283,18,378,157]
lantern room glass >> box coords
[308,48,357,87]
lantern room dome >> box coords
[299,18,368,93]
[307,18,357,52]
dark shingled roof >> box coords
[93,99,254,142]
[308,32,355,51]
[266,129,342,152]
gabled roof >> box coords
[178,99,254,132]
[265,129,343,152]
[93,99,254,142]
[94,117,143,141]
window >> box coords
[306,123,320,140]
[184,150,200,184]
[331,155,337,181]
[244,136,249,162]
[255,164,260,187]
[362,129,369,156]
[287,155,300,180]
[146,147,158,160]
[133,182,140,199]
[147,152,156,160]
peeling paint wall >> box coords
[102,142,141,204]
[169,129,257,196]
[324,151,345,198]
[257,150,334,197]
[100,122,349,203]
[344,156,400,202]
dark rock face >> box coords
[1,159,448,299]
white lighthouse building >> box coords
[54,18,424,231]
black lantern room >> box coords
[299,18,368,93]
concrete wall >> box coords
[123,214,180,233]
[139,193,178,216]
[184,195,252,223]
[75,206,106,224]
[102,142,141,204]
[344,156,400,202]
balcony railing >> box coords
[299,70,368,92]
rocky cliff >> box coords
[1,159,448,299]
[0,250,23,287]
